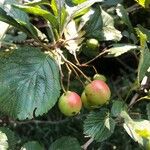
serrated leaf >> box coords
[135,0,150,8]
[0,127,18,150]
[111,100,127,117]
[107,44,138,57]
[21,141,44,150]
[0,46,61,120]
[49,136,81,150]
[84,109,116,142]
[147,103,150,120]
[136,29,150,84]
[85,7,122,41]
[0,131,8,150]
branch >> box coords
[81,50,109,66]
[81,138,94,150]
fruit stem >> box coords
[60,73,67,93]
[68,63,85,87]
[57,49,91,83]
[65,63,72,91]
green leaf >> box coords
[111,100,127,117]
[0,8,31,36]
[0,0,29,23]
[4,32,27,43]
[136,29,150,84]
[64,20,85,55]
[84,109,116,142]
[0,46,61,120]
[85,7,122,41]
[135,0,150,8]
[116,4,134,32]
[69,0,103,18]
[25,0,50,6]
[146,103,150,120]
[13,5,59,30]
[72,0,87,4]
[121,111,150,145]
[0,131,8,150]
[103,0,123,6]
[0,7,38,39]
[0,21,9,43]
[0,127,18,150]
[137,25,150,42]
[51,0,68,33]
[49,136,81,150]
[107,44,138,57]
[21,141,44,150]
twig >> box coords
[127,3,141,13]
[81,138,94,150]
[81,50,109,66]
[9,118,70,125]
[128,93,139,109]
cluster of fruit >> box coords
[58,74,111,116]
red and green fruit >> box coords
[58,91,82,116]
[82,80,111,106]
[81,91,99,109]
[93,74,107,82]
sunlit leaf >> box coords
[135,0,150,8]
[121,111,150,146]
[116,4,134,32]
[107,44,138,57]
[64,20,85,55]
[0,127,18,150]
[0,131,8,150]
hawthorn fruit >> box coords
[58,91,82,116]
[82,80,111,107]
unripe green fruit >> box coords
[93,74,107,82]
[86,38,99,50]
[58,91,82,116]
[84,80,111,106]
